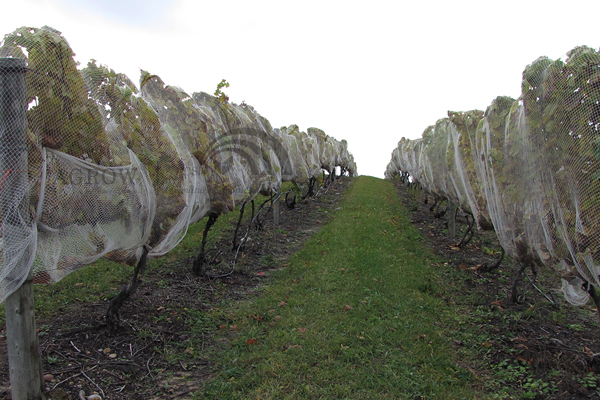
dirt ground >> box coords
[1,176,600,399]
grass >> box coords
[199,176,478,399]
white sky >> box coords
[3,0,600,178]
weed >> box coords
[46,355,59,365]
[260,254,275,267]
[576,372,600,389]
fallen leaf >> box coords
[250,315,262,322]
[274,316,282,321]
[342,305,353,311]
[229,325,239,331]
[246,338,258,345]
[297,327,307,333]
[278,301,287,307]
[255,272,265,276]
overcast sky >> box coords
[3,0,600,177]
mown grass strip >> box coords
[200,176,478,399]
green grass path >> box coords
[201,176,478,399]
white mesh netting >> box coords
[386,45,600,306]
[0,26,357,303]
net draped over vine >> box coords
[385,45,600,306]
[0,26,357,304]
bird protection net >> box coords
[0,26,357,303]
[386,45,600,306]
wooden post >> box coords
[447,202,457,239]
[1,58,44,399]
[5,274,43,399]
[273,197,280,226]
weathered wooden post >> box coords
[1,57,44,399]
[273,197,280,226]
[447,201,457,239]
